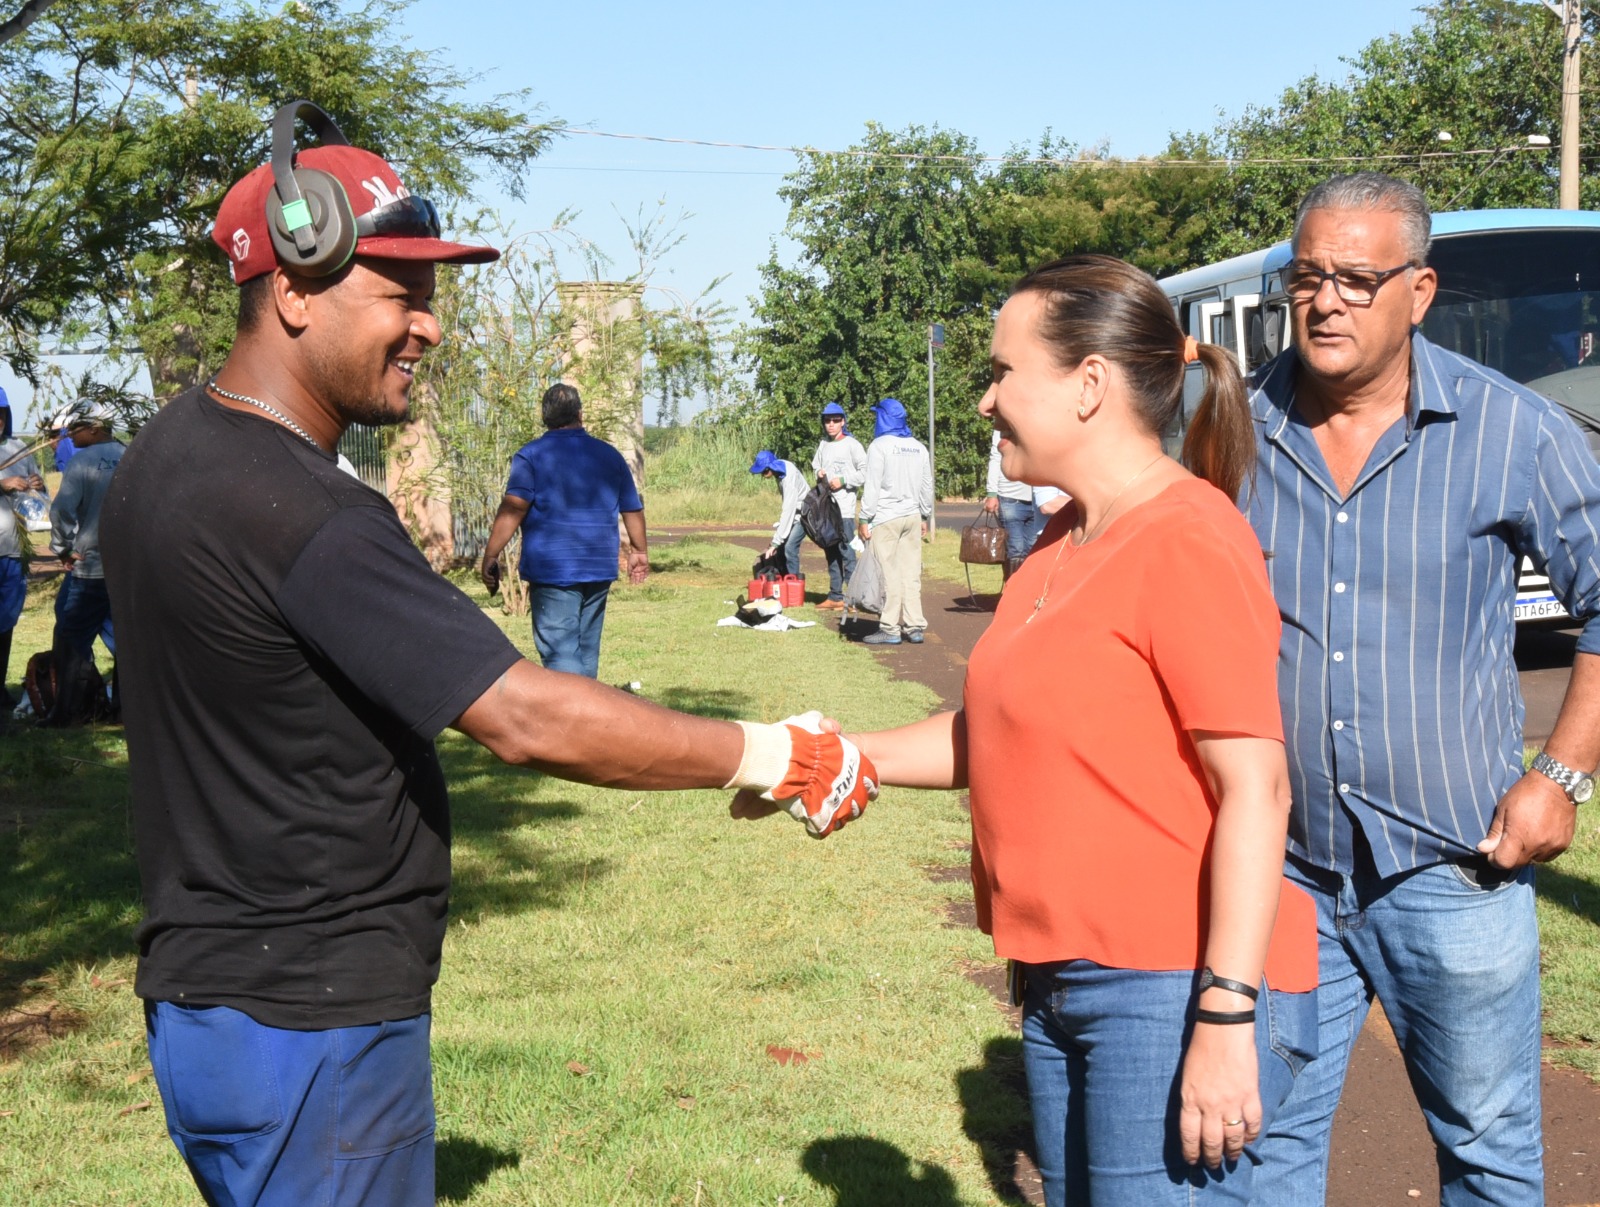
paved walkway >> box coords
[666,519,1600,1205]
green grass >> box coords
[1529,744,1600,1081]
[5,529,1600,1203]
[0,534,1032,1206]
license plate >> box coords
[1515,596,1569,621]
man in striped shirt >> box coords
[1245,173,1600,1206]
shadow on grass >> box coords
[955,1035,1041,1205]
[0,729,607,1010]
[801,1135,961,1206]
[0,727,140,1010]
[436,738,611,923]
[651,686,754,721]
[1537,861,1600,929]
[436,1134,520,1202]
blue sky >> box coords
[3,0,1431,423]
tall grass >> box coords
[645,414,784,526]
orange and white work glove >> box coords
[725,710,878,838]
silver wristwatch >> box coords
[1530,751,1595,805]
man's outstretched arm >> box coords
[453,662,876,836]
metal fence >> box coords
[337,424,387,495]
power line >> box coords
[563,127,1561,170]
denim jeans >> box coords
[782,522,807,579]
[1250,856,1543,1207]
[998,497,1047,563]
[1021,960,1316,1207]
[825,538,856,601]
[50,574,113,722]
[146,1002,435,1207]
[529,581,611,678]
[786,523,853,599]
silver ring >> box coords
[1222,1118,1245,1127]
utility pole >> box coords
[1545,0,1583,209]
[927,323,943,537]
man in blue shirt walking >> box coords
[480,384,647,678]
[1246,173,1600,1206]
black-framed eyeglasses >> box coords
[822,415,845,422]
[1284,261,1415,306]
[355,194,442,240]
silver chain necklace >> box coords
[207,378,321,448]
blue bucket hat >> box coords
[821,402,846,417]
[749,449,782,475]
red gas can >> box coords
[747,577,775,600]
[778,574,806,607]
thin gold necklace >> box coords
[1026,453,1165,624]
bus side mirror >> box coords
[1248,310,1284,366]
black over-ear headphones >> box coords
[266,100,358,278]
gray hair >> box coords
[1292,173,1432,265]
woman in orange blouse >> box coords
[826,256,1315,1205]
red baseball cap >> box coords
[212,144,499,284]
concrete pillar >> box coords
[556,281,647,575]
[387,413,455,571]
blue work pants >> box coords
[146,1002,435,1207]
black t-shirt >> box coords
[101,389,521,1029]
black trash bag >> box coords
[752,549,784,581]
[799,482,845,549]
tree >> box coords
[0,0,558,390]
[959,134,1230,309]
[415,210,734,601]
[744,123,996,494]
[0,0,59,46]
[1212,0,1581,258]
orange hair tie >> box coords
[1182,335,1200,364]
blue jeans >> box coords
[785,523,853,599]
[529,581,611,678]
[1021,960,1315,1207]
[1250,856,1543,1206]
[825,539,856,601]
[146,1002,435,1207]
[781,522,807,579]
[998,497,1047,563]
[50,574,113,722]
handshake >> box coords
[726,711,879,838]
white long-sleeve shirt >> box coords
[812,435,867,521]
[860,436,933,526]
[984,430,1032,502]
[769,460,808,543]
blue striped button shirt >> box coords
[1245,332,1600,876]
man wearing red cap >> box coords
[100,112,877,1207]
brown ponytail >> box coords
[1181,340,1256,503]
[1013,254,1258,502]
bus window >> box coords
[1209,309,1236,351]
[1422,228,1600,460]
[1162,363,1208,457]
[1179,292,1219,340]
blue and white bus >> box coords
[1159,208,1600,625]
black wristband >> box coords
[1194,1007,1257,1025]
[1197,967,1259,1001]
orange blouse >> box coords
[963,478,1317,992]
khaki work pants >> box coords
[872,513,926,636]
